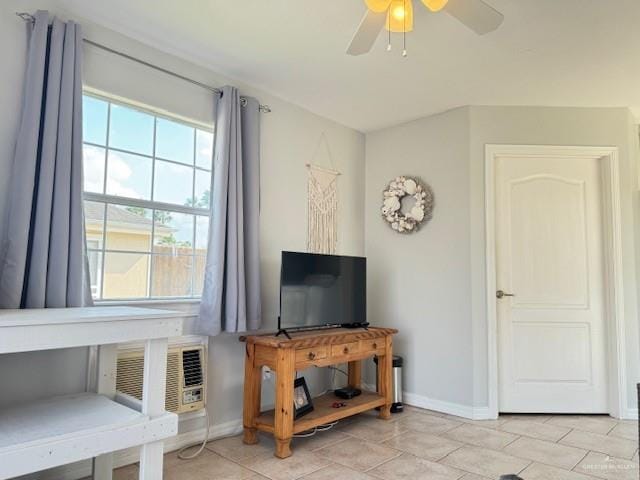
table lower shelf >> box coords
[255,390,385,435]
[0,393,177,480]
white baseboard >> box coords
[403,393,639,421]
[470,406,492,420]
[21,418,243,480]
[402,392,493,420]
[363,385,493,420]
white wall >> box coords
[365,107,475,408]
[0,0,365,454]
[366,104,640,417]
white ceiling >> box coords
[56,0,640,132]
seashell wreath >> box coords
[381,176,434,233]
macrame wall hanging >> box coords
[306,132,340,254]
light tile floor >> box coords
[111,407,639,480]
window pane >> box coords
[193,255,205,296]
[103,252,149,299]
[83,145,106,193]
[156,118,194,165]
[151,255,192,297]
[154,160,193,206]
[87,250,102,299]
[195,130,213,170]
[153,211,194,253]
[84,201,105,246]
[83,96,108,145]
[82,96,213,301]
[109,104,154,155]
[193,170,211,209]
[195,215,209,252]
[106,150,152,200]
[106,205,152,252]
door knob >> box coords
[496,290,515,299]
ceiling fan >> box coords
[346,0,504,56]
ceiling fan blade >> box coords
[346,9,387,56]
[444,0,504,35]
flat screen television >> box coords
[279,251,366,333]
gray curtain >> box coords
[0,11,92,308]
[197,86,261,335]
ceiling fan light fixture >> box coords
[421,0,449,12]
[385,0,413,32]
[365,0,393,13]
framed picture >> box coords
[293,377,314,419]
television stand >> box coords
[240,327,398,458]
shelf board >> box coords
[0,393,177,479]
[0,306,185,354]
[0,306,185,327]
[255,390,385,434]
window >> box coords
[82,93,214,301]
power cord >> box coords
[328,365,348,391]
[316,422,338,432]
[328,366,348,377]
[293,421,338,438]
[177,409,210,460]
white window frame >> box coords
[82,91,214,303]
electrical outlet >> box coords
[262,367,272,380]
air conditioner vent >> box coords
[115,356,143,401]
[116,344,206,414]
[166,351,180,413]
[182,349,203,387]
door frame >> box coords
[485,144,626,419]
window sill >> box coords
[94,298,201,316]
[95,298,201,305]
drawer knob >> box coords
[343,347,349,354]
[308,352,316,360]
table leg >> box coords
[348,360,362,389]
[377,336,393,420]
[243,343,262,445]
[139,338,168,479]
[93,344,117,480]
[274,348,295,458]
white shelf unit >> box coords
[0,307,186,480]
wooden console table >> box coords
[240,327,398,458]
[0,307,186,480]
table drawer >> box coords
[360,338,384,352]
[331,342,360,357]
[296,346,329,363]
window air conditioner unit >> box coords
[116,344,206,414]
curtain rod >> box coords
[16,12,272,113]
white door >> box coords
[496,154,608,413]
